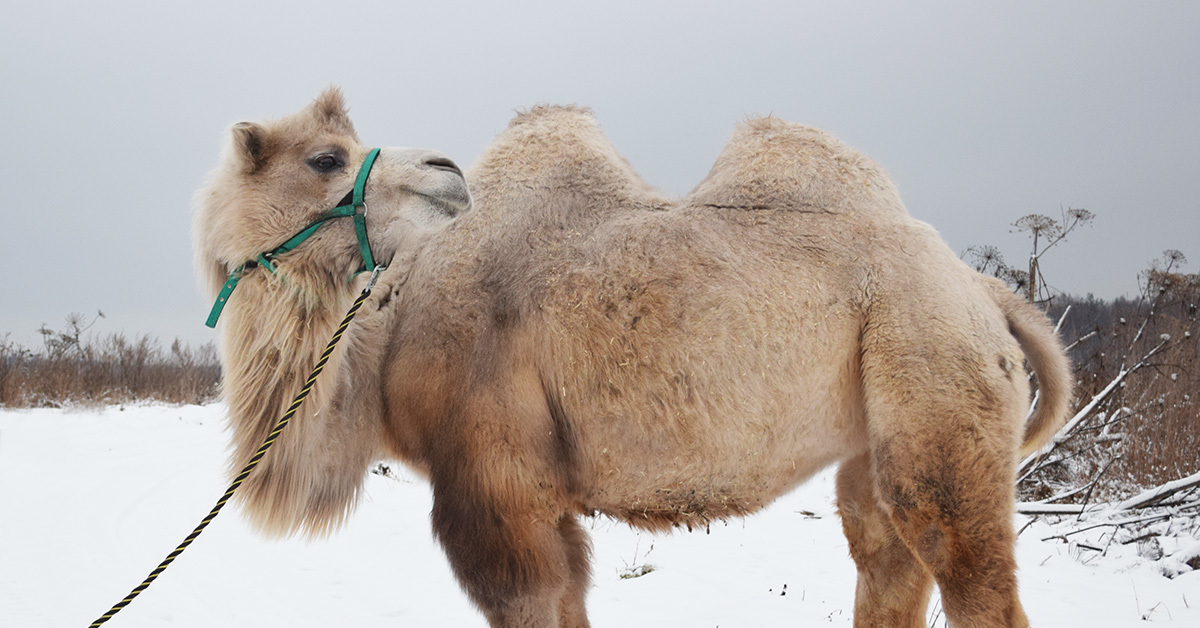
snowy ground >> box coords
[2,403,1196,627]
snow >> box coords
[2,404,1196,627]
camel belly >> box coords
[583,439,848,531]
[561,345,866,530]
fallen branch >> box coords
[1040,511,1176,542]
[1017,502,1095,515]
[1107,470,1200,513]
[1033,482,1097,505]
[1053,305,1072,335]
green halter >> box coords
[205,148,382,328]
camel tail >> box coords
[991,286,1074,458]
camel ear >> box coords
[231,121,269,174]
[311,87,356,135]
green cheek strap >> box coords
[205,147,382,328]
[351,148,379,271]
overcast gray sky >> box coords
[2,1,1197,349]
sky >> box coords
[2,1,1198,349]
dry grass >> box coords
[0,314,219,408]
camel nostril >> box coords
[424,156,463,176]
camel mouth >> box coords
[370,148,472,222]
[422,156,472,217]
[420,189,472,218]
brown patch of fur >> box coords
[195,94,1070,627]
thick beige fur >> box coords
[194,90,1072,627]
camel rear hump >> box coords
[687,116,907,215]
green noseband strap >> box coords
[205,147,382,328]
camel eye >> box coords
[308,153,343,173]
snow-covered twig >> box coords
[1053,305,1071,335]
[1033,483,1097,506]
[1062,329,1097,353]
[1021,455,1123,514]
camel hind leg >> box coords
[837,453,933,627]
[858,306,1032,626]
[867,432,1029,628]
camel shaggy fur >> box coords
[194,89,1072,628]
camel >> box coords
[194,88,1072,628]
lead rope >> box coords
[89,266,384,627]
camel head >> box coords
[191,89,470,537]
[194,87,471,320]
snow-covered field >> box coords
[2,404,1196,627]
